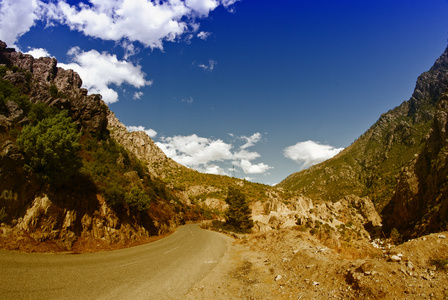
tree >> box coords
[224,187,253,232]
[17,110,81,185]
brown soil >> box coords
[186,228,448,299]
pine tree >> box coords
[224,187,253,232]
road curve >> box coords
[0,224,231,300]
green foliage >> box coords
[125,187,152,211]
[224,187,253,232]
[0,78,31,114]
[49,84,58,98]
[17,110,82,185]
[28,102,58,124]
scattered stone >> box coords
[389,255,402,262]
[312,281,320,286]
[274,275,282,281]
[438,234,446,239]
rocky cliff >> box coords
[383,91,448,238]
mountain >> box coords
[278,45,448,214]
[0,41,203,251]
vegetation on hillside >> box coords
[0,64,201,233]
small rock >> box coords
[312,281,320,286]
[438,234,446,239]
[275,275,282,281]
[389,255,402,262]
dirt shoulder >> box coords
[186,228,448,299]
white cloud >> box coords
[198,59,217,71]
[182,97,194,104]
[197,31,211,40]
[133,91,144,100]
[239,159,272,174]
[44,0,237,50]
[127,125,157,138]
[283,140,344,167]
[0,0,239,53]
[240,132,262,150]
[157,134,233,167]
[59,47,152,104]
[156,132,272,176]
[0,0,43,48]
[25,47,51,58]
[186,0,219,16]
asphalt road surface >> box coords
[0,224,230,299]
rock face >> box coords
[0,41,107,135]
[107,112,182,177]
[384,92,448,238]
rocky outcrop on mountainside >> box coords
[0,41,107,134]
[383,92,448,238]
[278,45,448,214]
[107,112,183,177]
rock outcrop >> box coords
[0,41,107,135]
[107,112,182,177]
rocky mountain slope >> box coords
[0,41,201,251]
[383,91,448,238]
[278,46,448,229]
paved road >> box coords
[0,224,230,299]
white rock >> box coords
[274,275,282,281]
[438,234,446,239]
[389,255,402,262]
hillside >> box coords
[0,41,206,251]
[278,45,448,214]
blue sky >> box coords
[1,0,448,185]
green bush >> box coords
[17,110,81,185]
[125,187,152,211]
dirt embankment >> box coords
[186,228,448,299]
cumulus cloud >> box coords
[157,132,272,176]
[197,31,211,40]
[239,159,272,174]
[59,47,152,104]
[0,0,238,52]
[0,0,43,47]
[283,140,344,167]
[25,47,51,58]
[127,125,157,138]
[240,132,262,150]
[46,0,236,50]
[198,59,217,71]
[133,91,144,100]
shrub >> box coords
[224,187,253,233]
[125,187,152,211]
[17,110,81,185]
